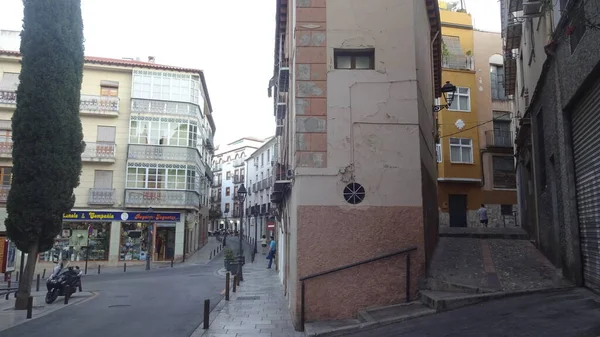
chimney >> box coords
[148,56,156,63]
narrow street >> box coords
[0,256,225,337]
[345,288,600,337]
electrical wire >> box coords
[439,111,512,139]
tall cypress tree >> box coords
[6,0,84,309]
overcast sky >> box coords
[0,0,500,146]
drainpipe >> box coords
[480,149,488,188]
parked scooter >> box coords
[45,265,82,304]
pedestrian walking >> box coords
[478,204,488,227]
[266,236,276,269]
[260,235,268,255]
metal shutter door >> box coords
[572,78,600,292]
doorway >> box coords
[155,226,176,261]
[449,194,467,227]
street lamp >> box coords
[253,205,258,255]
[237,184,247,281]
[145,207,154,271]
[432,81,457,112]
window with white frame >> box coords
[449,138,473,163]
[131,70,204,107]
[448,87,471,112]
[129,117,198,147]
[126,165,198,191]
[436,143,442,163]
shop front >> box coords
[37,210,182,268]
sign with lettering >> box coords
[62,211,181,222]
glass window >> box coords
[101,86,118,97]
[448,87,471,112]
[493,156,516,189]
[334,49,375,70]
[226,187,230,196]
[120,222,151,261]
[449,138,473,163]
[40,222,111,262]
[490,65,506,100]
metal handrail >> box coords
[298,246,417,331]
[1,287,19,299]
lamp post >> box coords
[253,206,258,255]
[223,211,229,247]
[237,184,247,282]
[145,207,154,271]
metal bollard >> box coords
[203,299,210,329]
[237,272,240,286]
[98,265,101,274]
[233,275,237,293]
[225,272,230,301]
[42,269,46,279]
[36,274,40,292]
[171,258,174,268]
[15,271,19,282]
[124,263,127,273]
[209,251,212,259]
[26,296,33,319]
[64,286,70,304]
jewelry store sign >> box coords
[62,211,181,222]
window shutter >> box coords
[94,170,113,189]
[97,126,116,143]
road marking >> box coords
[74,291,99,306]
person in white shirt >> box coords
[260,235,268,255]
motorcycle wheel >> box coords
[45,289,58,304]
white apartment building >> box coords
[244,136,277,242]
[210,137,262,231]
[0,49,216,269]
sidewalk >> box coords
[185,236,225,265]
[191,257,304,337]
[0,290,95,332]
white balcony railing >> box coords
[442,54,475,71]
[0,91,120,116]
[127,144,202,168]
[81,142,116,162]
[125,189,200,209]
[88,188,116,205]
[0,142,12,158]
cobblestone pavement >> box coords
[344,288,600,337]
[428,238,565,291]
[191,258,304,337]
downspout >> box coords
[480,149,488,188]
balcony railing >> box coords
[442,54,475,71]
[125,189,200,209]
[131,98,201,118]
[211,196,221,203]
[485,130,514,148]
[82,142,116,162]
[233,158,245,167]
[0,185,9,202]
[0,91,16,105]
[80,95,120,116]
[213,181,222,187]
[232,210,240,218]
[261,203,267,214]
[128,144,201,167]
[252,183,257,193]
[0,142,12,158]
[234,175,245,184]
[258,181,263,191]
[88,188,115,205]
[212,163,223,172]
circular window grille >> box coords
[343,183,365,205]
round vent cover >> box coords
[343,183,365,205]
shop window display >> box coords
[40,222,110,262]
[120,222,151,261]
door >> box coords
[571,77,600,293]
[449,194,467,227]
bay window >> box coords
[126,164,198,191]
[132,70,203,106]
[129,117,198,147]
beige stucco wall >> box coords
[287,0,434,324]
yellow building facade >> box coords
[0,50,216,268]
[437,2,517,228]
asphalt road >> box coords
[345,288,600,337]
[2,256,225,337]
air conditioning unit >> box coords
[522,0,542,16]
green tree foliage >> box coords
[209,208,223,221]
[5,0,84,309]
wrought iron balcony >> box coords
[0,91,16,106]
[82,142,116,162]
[80,95,120,116]
[212,163,223,172]
[484,130,514,149]
[0,185,9,202]
[261,203,267,215]
[232,210,240,218]
[88,188,115,205]
[128,144,201,167]
[125,189,200,209]
[0,142,12,158]
[257,181,263,191]
[213,181,222,187]
[234,175,245,184]
[233,158,245,167]
[131,98,201,118]
[442,54,475,71]
[211,196,221,203]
